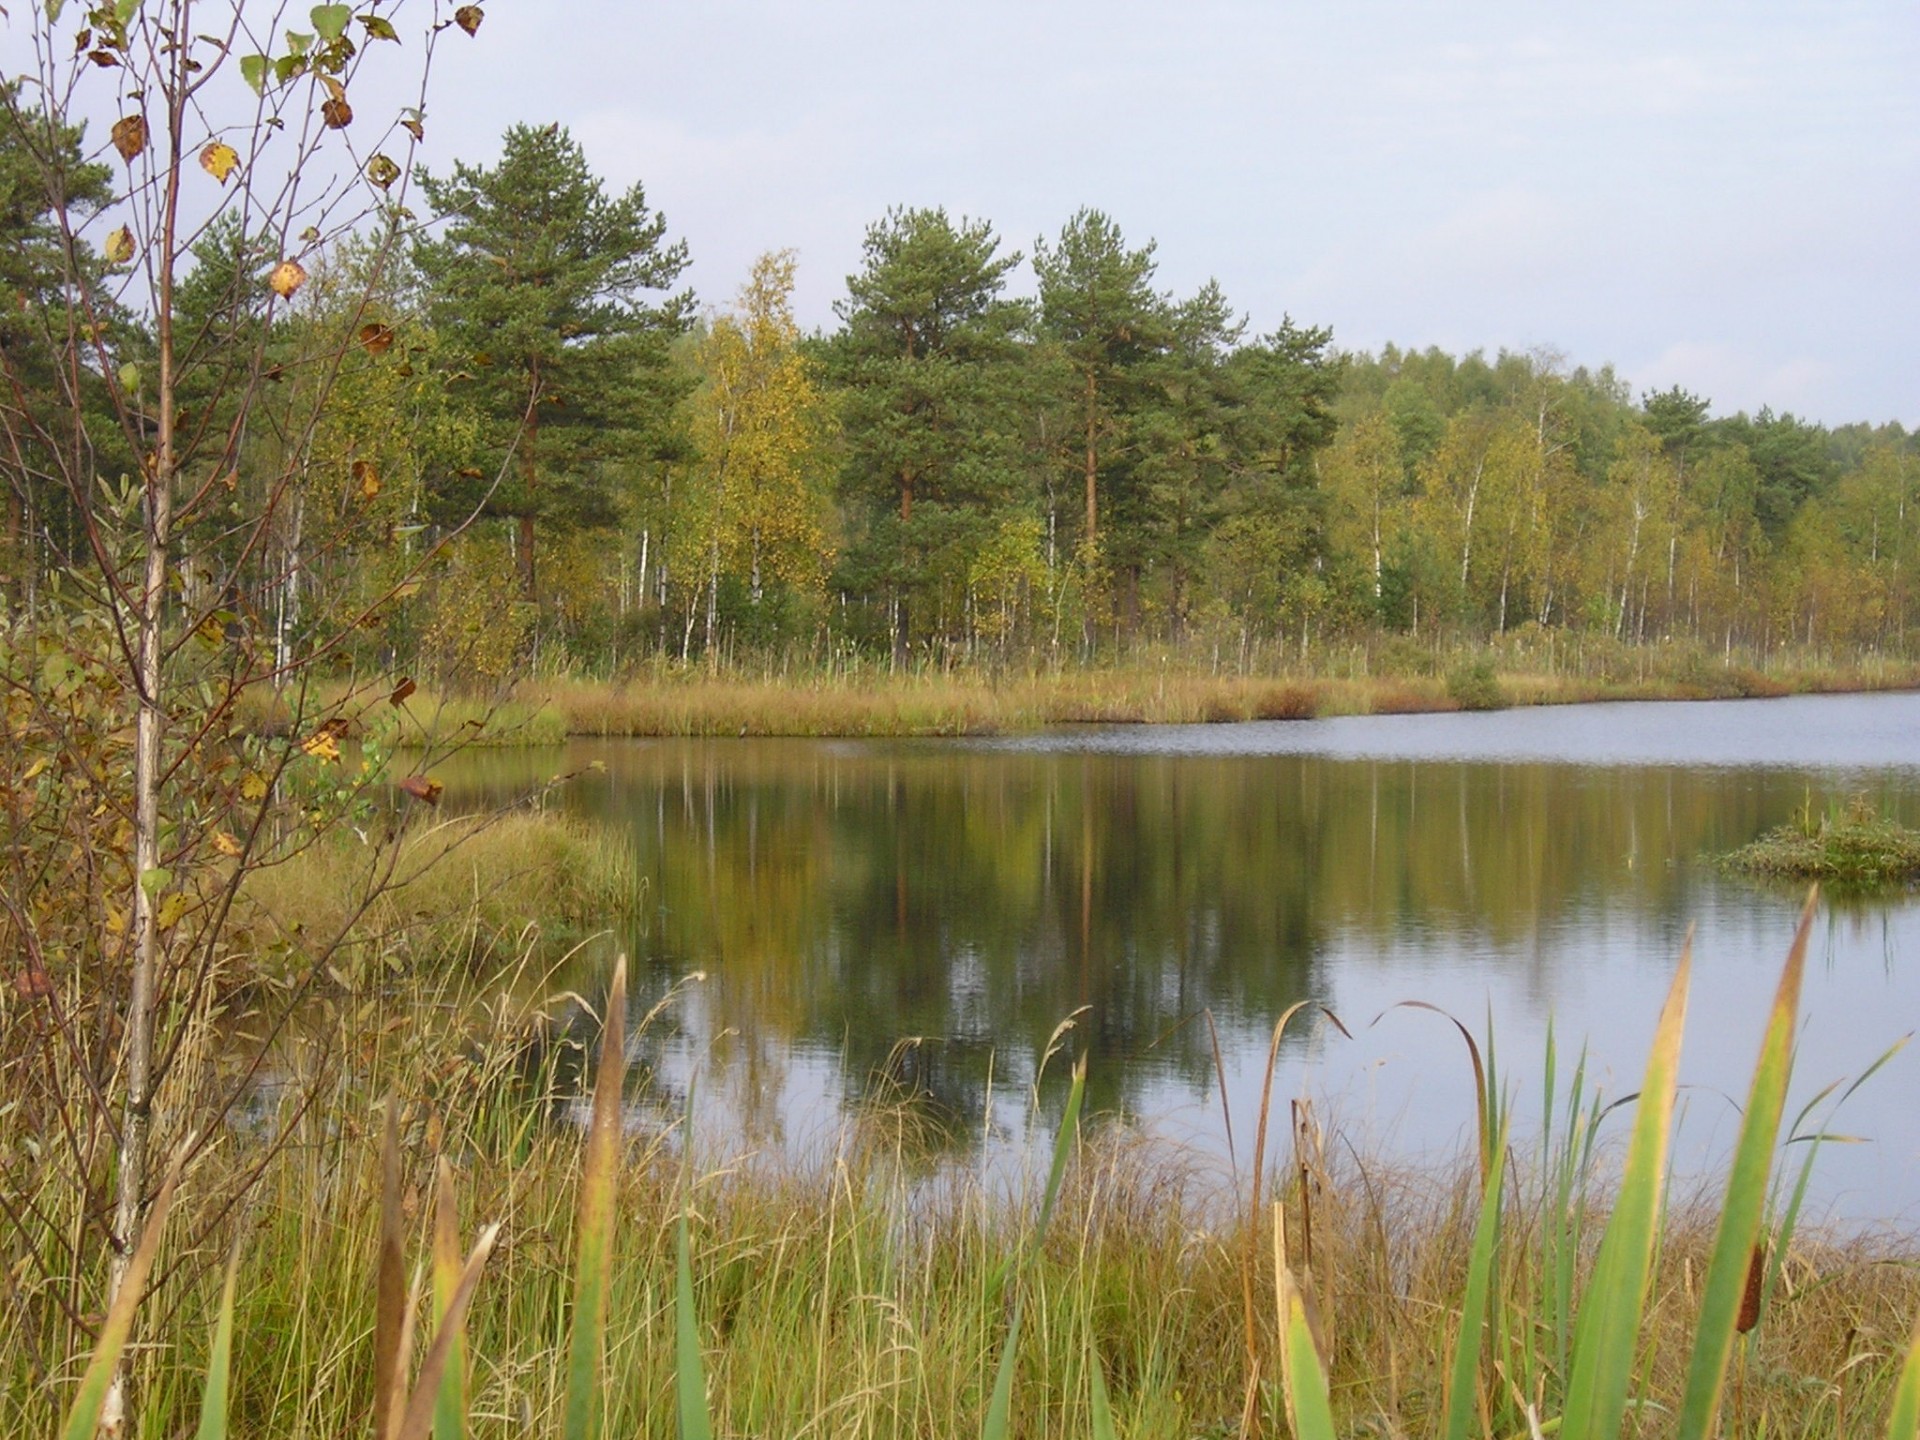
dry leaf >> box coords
[354,459,380,500]
[268,259,308,298]
[111,114,147,161]
[357,321,395,354]
[397,775,443,806]
[104,226,135,264]
[321,97,353,129]
[453,5,482,35]
[365,152,400,189]
[389,677,417,706]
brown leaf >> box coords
[199,141,240,184]
[321,97,353,129]
[88,48,121,67]
[268,259,308,299]
[397,774,443,806]
[456,466,484,479]
[357,321,395,354]
[453,5,483,35]
[12,966,53,1000]
[111,114,146,162]
[354,459,380,500]
[400,116,424,142]
[389,677,417,706]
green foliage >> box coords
[415,122,693,598]
[1724,795,1920,887]
[1446,655,1508,710]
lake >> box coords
[477,691,1920,1221]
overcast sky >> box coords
[21,2,1920,427]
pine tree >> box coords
[415,123,691,599]
[827,206,1030,666]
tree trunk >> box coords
[1082,372,1098,550]
[102,62,188,1438]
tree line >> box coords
[6,116,1916,682]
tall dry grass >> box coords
[24,927,1920,1440]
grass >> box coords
[1724,796,1920,888]
[239,810,641,973]
[22,900,1920,1439]
[514,646,1920,740]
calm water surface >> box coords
[475,692,1920,1220]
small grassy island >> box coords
[1723,798,1920,887]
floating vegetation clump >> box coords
[1724,796,1920,887]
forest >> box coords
[11,14,1920,1436]
[7,115,1918,685]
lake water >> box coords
[490,691,1920,1221]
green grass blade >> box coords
[676,1192,713,1440]
[1273,1202,1336,1440]
[1444,1115,1509,1440]
[1032,1054,1087,1246]
[431,1158,468,1440]
[563,957,627,1440]
[1560,940,1691,1440]
[981,1293,1025,1440]
[60,1149,184,1440]
[675,1073,713,1440]
[192,1237,241,1440]
[982,1054,1087,1440]
[1088,1338,1118,1440]
[1887,1309,1920,1440]
[1675,899,1812,1440]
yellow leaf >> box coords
[157,892,190,931]
[268,259,308,299]
[355,460,381,500]
[199,141,240,184]
[212,831,243,858]
[104,226,136,264]
[365,152,400,190]
[301,730,341,762]
[240,772,270,801]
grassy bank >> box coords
[20,914,1920,1439]
[524,648,1920,740]
[230,645,1920,745]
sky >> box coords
[13,2,1920,427]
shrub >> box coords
[1446,656,1508,711]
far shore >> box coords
[267,651,1920,746]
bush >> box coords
[1446,656,1508,711]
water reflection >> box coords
[445,694,1920,1217]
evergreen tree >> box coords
[0,84,120,601]
[1034,209,1168,566]
[414,123,691,599]
[826,206,1030,665]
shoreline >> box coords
[391,656,1920,745]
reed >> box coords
[27,903,1920,1440]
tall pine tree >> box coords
[415,123,691,599]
